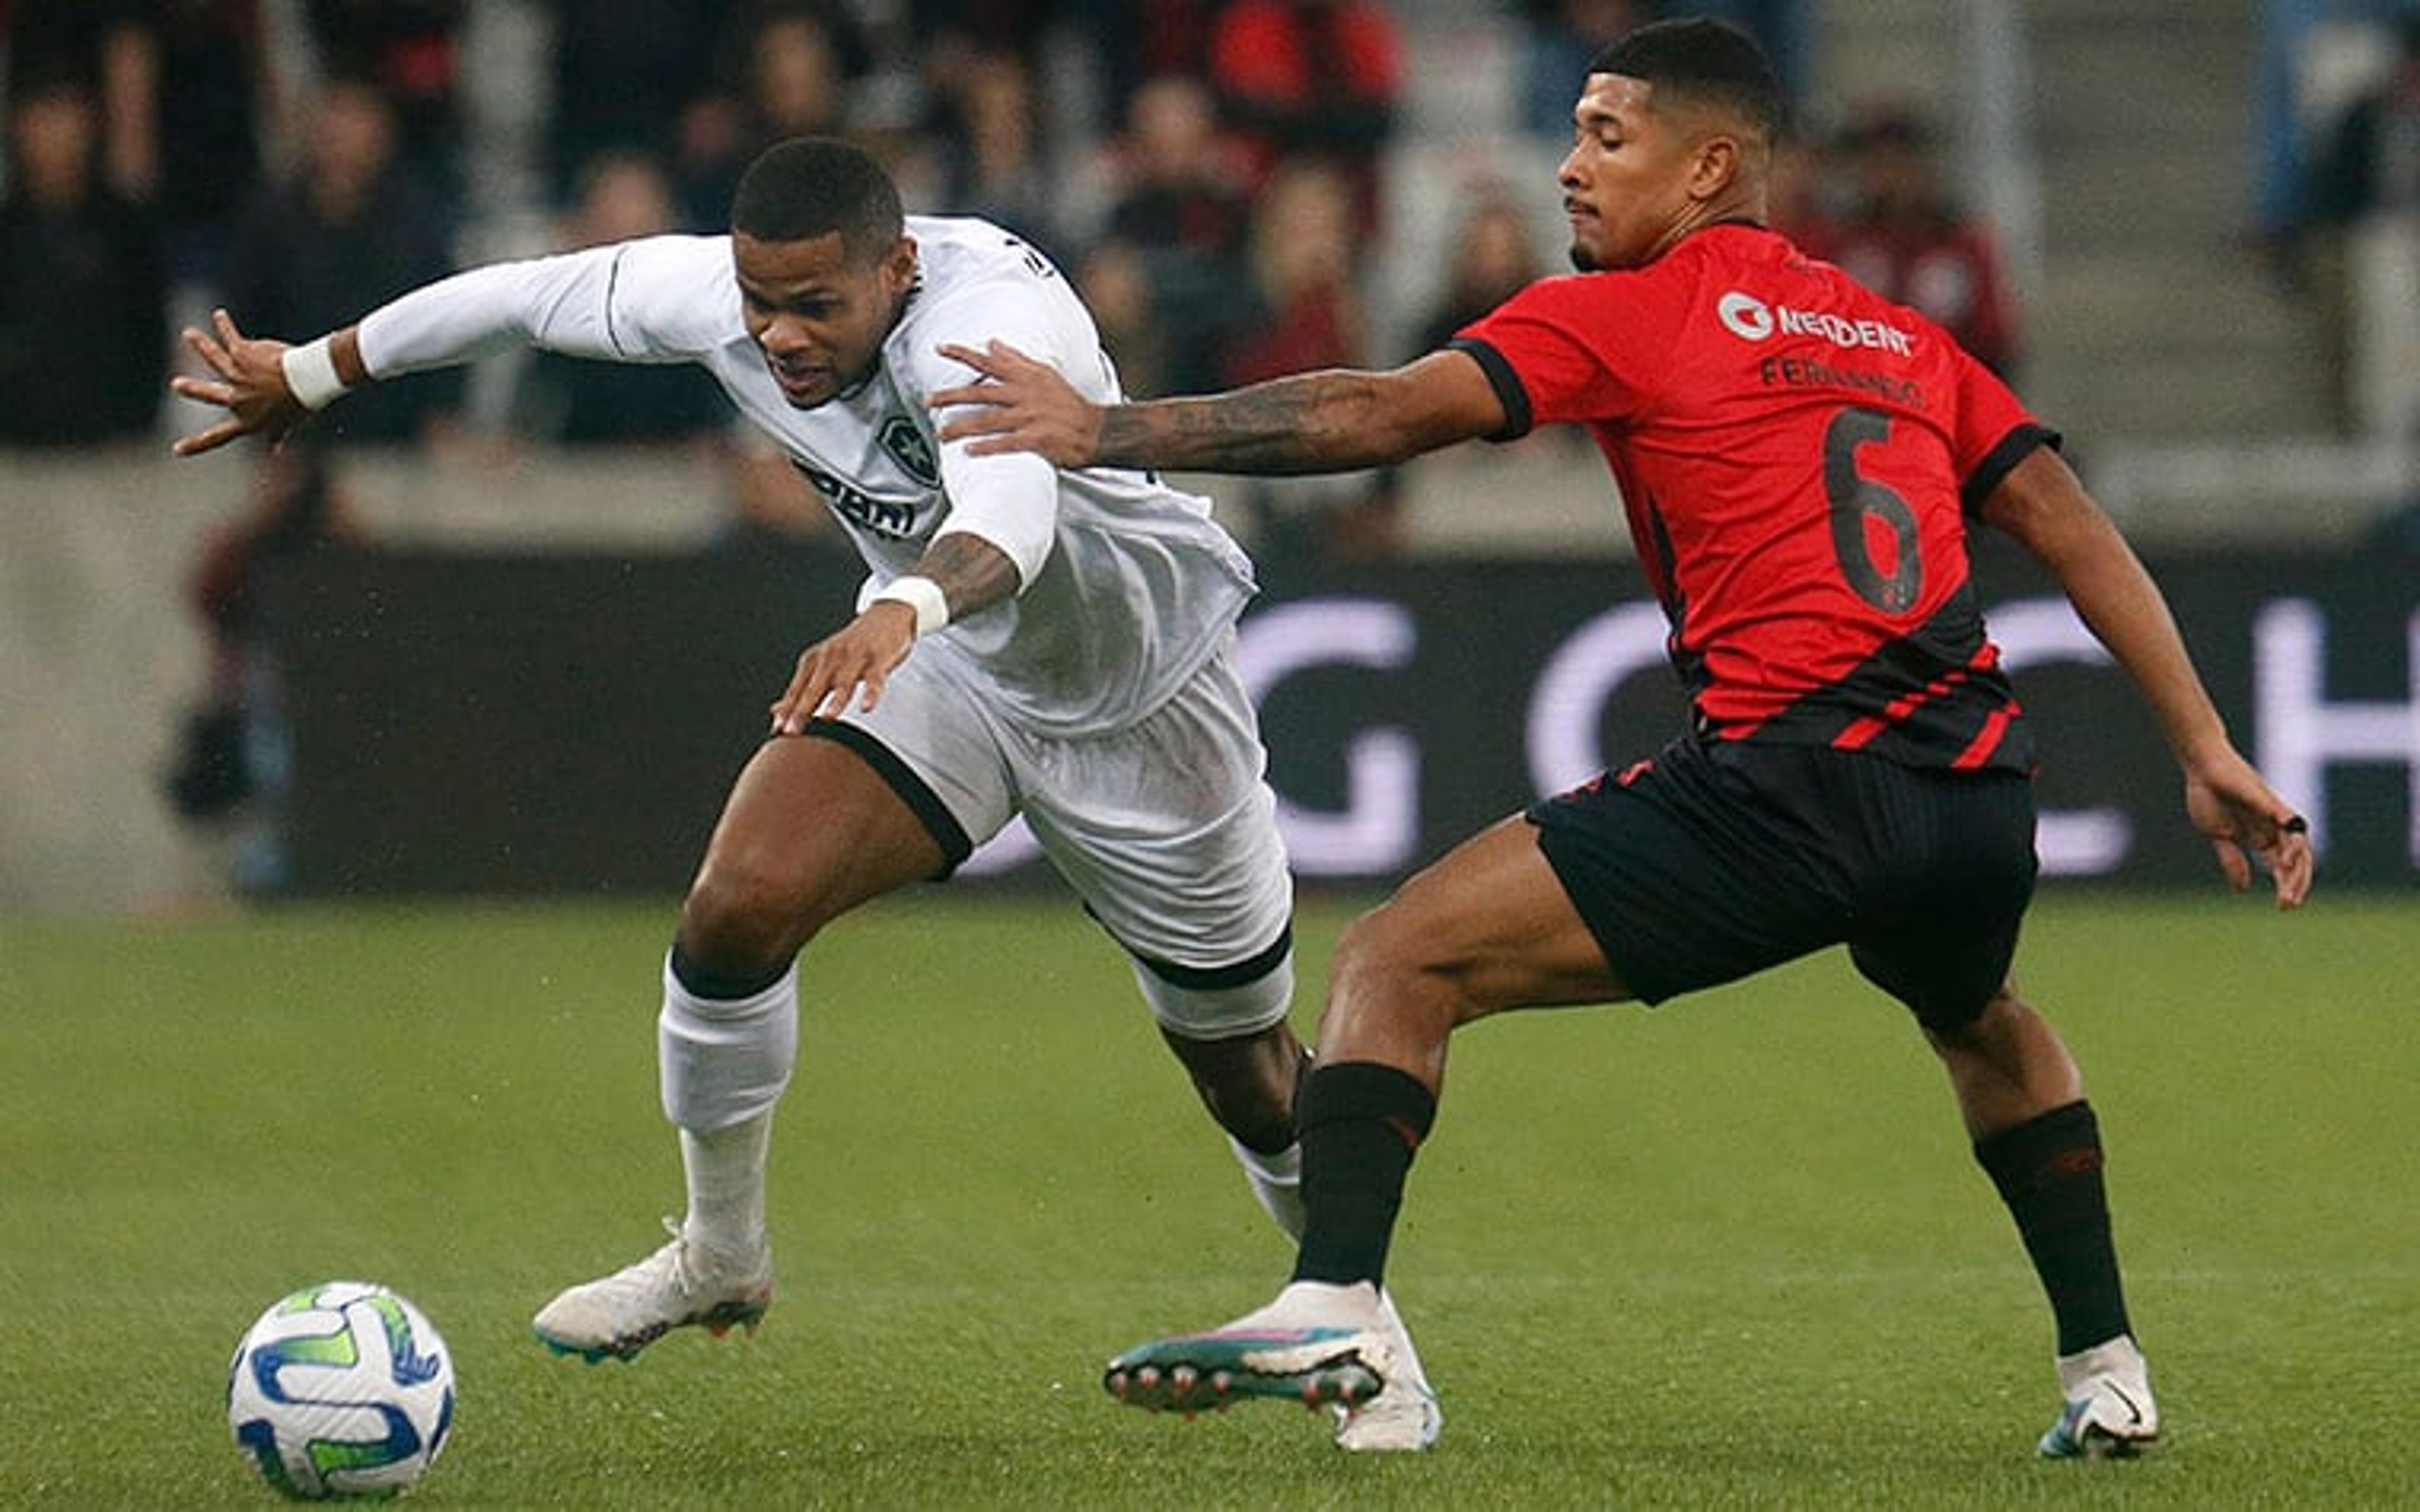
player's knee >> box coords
[1332,898,1401,969]
[1923,980,2034,1057]
[1966,981,2039,1036]
[1981,981,2036,1023]
[1345,900,1452,987]
[1332,903,1470,1014]
[676,866,809,988]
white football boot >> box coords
[1103,1280,1395,1423]
[532,1218,773,1363]
[2037,1334,2159,1459]
[1331,1287,1442,1452]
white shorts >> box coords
[819,634,1294,988]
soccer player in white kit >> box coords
[170,137,1438,1450]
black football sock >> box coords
[1291,1062,1437,1290]
[1974,1099,2133,1354]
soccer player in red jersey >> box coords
[935,18,2314,1458]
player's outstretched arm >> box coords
[176,250,654,457]
[767,531,1022,733]
[170,309,368,456]
[1979,446,2314,908]
[930,342,1507,476]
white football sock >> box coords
[657,954,798,1131]
[1231,1136,1306,1240]
[657,954,797,1262]
[681,1114,773,1263]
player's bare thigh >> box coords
[1320,814,1632,1080]
[679,733,948,971]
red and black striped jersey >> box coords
[1453,222,2046,772]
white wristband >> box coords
[870,575,950,638]
[280,336,348,411]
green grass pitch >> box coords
[3,891,2414,1508]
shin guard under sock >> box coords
[1291,1062,1436,1290]
[1975,1099,2133,1354]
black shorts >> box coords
[1527,738,2038,1031]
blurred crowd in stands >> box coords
[33,1,2420,552]
[3,3,2415,470]
[1,0,1995,549]
[9,2,2411,534]
[2266,6,2420,442]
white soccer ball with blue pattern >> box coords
[227,1281,455,1500]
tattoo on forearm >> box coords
[918,532,1020,617]
[1100,375,1373,474]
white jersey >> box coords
[354,217,1257,735]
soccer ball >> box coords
[227,1281,456,1500]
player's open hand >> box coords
[768,602,919,733]
[170,308,305,456]
[2184,750,2315,910]
[928,340,1102,467]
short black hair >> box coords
[1587,18,1782,142]
[730,137,904,265]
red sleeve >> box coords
[1450,271,1693,437]
[1948,340,2057,512]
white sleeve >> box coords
[909,283,1100,591]
[933,454,1058,592]
[355,238,727,379]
